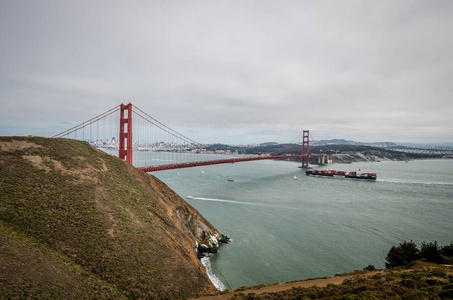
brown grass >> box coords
[192,262,453,299]
[1,136,222,299]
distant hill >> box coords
[244,143,439,163]
[313,139,398,148]
[259,142,279,146]
[0,137,227,299]
[399,142,453,148]
[313,139,453,149]
[313,139,357,146]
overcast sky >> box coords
[1,0,452,144]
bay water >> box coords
[125,150,453,290]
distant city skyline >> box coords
[1,1,452,145]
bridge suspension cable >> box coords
[132,105,203,147]
[52,105,120,139]
[268,131,304,156]
[53,102,314,171]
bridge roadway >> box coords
[138,154,327,172]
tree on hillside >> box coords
[420,241,443,264]
[386,240,453,267]
[385,240,421,268]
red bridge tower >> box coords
[119,103,133,164]
[301,130,309,168]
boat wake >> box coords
[192,197,256,205]
[189,196,278,207]
[378,178,453,186]
[187,196,298,211]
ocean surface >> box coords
[117,150,453,290]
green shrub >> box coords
[385,240,421,268]
[421,241,443,263]
[327,283,337,287]
[438,288,453,299]
[431,268,447,278]
[364,265,376,271]
[441,242,453,257]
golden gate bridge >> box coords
[53,103,328,171]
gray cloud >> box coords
[1,0,452,143]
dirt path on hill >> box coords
[191,271,381,300]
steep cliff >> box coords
[0,137,227,299]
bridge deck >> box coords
[138,154,327,172]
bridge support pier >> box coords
[119,103,133,164]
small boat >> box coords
[228,178,235,181]
[187,196,194,199]
[293,175,298,180]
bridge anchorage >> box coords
[53,103,329,171]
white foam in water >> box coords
[200,255,227,291]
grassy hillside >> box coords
[0,137,223,299]
[194,262,453,299]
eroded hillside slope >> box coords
[0,137,225,299]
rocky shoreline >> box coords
[197,233,231,257]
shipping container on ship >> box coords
[305,169,376,180]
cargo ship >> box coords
[305,169,376,180]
